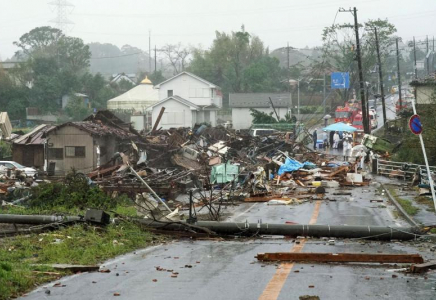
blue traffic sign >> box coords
[331,72,350,89]
[409,114,422,135]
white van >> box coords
[249,128,277,137]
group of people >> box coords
[313,129,354,161]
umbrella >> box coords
[322,122,357,132]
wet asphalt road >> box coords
[22,180,436,300]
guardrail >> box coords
[376,159,436,183]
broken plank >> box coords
[256,252,423,264]
[32,264,100,272]
[333,192,352,196]
[244,196,288,202]
[328,166,349,178]
[410,261,436,273]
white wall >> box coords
[231,107,289,130]
[159,73,222,107]
[152,99,194,129]
[131,115,146,131]
[417,86,434,104]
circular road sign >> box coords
[409,114,423,135]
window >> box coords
[48,148,63,160]
[167,90,173,97]
[65,146,86,158]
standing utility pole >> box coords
[352,7,370,133]
[396,38,402,110]
[287,42,292,119]
[413,37,418,79]
[149,30,152,73]
[374,27,387,125]
[323,73,326,114]
[426,36,430,75]
[154,45,157,72]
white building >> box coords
[148,72,222,129]
[107,77,159,113]
[229,93,291,130]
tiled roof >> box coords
[49,121,135,140]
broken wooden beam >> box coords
[244,195,288,202]
[410,261,436,273]
[255,252,424,264]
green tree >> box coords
[318,19,397,102]
[12,26,91,113]
[64,94,91,121]
[189,26,287,106]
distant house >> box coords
[62,93,90,109]
[229,93,291,130]
[410,73,436,105]
[148,72,222,129]
[110,73,137,85]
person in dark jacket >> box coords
[313,129,318,149]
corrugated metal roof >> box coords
[13,124,55,145]
[229,93,291,108]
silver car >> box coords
[0,161,38,178]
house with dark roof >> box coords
[410,73,436,105]
[229,93,291,130]
[44,119,136,175]
[149,72,222,129]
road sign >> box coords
[409,114,423,135]
[331,72,350,89]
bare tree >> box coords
[159,43,191,74]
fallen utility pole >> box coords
[374,27,387,125]
[256,252,424,264]
[0,214,81,224]
[135,220,420,241]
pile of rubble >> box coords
[82,125,372,219]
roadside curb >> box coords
[381,183,420,227]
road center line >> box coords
[258,201,321,300]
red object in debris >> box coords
[285,221,298,225]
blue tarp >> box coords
[278,158,315,175]
[323,122,357,132]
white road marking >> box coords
[229,203,258,221]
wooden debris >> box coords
[256,252,424,264]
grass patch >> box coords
[415,196,436,212]
[387,187,420,216]
[0,220,161,299]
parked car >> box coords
[249,128,277,137]
[0,161,38,178]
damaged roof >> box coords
[13,124,56,145]
[229,93,291,108]
[48,121,136,139]
[410,72,436,86]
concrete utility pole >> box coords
[287,42,292,119]
[413,37,418,79]
[374,27,387,125]
[396,38,402,110]
[352,7,370,133]
[323,73,326,114]
[426,36,429,75]
[154,45,157,72]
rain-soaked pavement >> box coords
[21,177,436,300]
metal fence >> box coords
[376,159,436,183]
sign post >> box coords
[409,109,436,212]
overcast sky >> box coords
[1,0,436,60]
